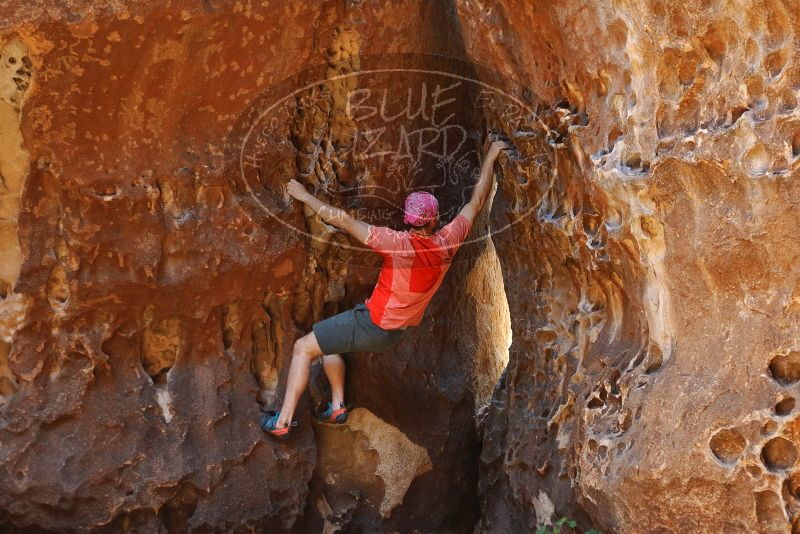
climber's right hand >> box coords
[488,139,512,157]
[287,179,313,203]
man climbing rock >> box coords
[261,139,510,437]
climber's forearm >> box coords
[470,156,496,208]
[459,149,500,223]
[287,179,370,243]
[303,196,345,225]
[299,195,371,244]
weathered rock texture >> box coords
[2,0,800,533]
[451,1,800,533]
[0,1,508,532]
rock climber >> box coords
[260,139,511,437]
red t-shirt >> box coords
[364,214,472,330]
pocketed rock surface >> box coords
[1,1,799,533]
[0,2,502,532]
[454,1,800,533]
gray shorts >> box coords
[312,303,406,355]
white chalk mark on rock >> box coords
[155,385,173,423]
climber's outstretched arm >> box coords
[287,179,370,244]
[458,139,510,225]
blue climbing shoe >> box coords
[317,402,348,424]
[259,410,297,438]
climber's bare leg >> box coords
[277,331,323,428]
[321,354,345,408]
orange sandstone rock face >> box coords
[2,0,800,532]
[0,2,503,532]
[451,1,800,532]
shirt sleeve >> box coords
[437,215,472,256]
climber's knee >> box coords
[292,332,323,361]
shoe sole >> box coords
[318,409,348,424]
[265,427,291,438]
[260,411,296,438]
